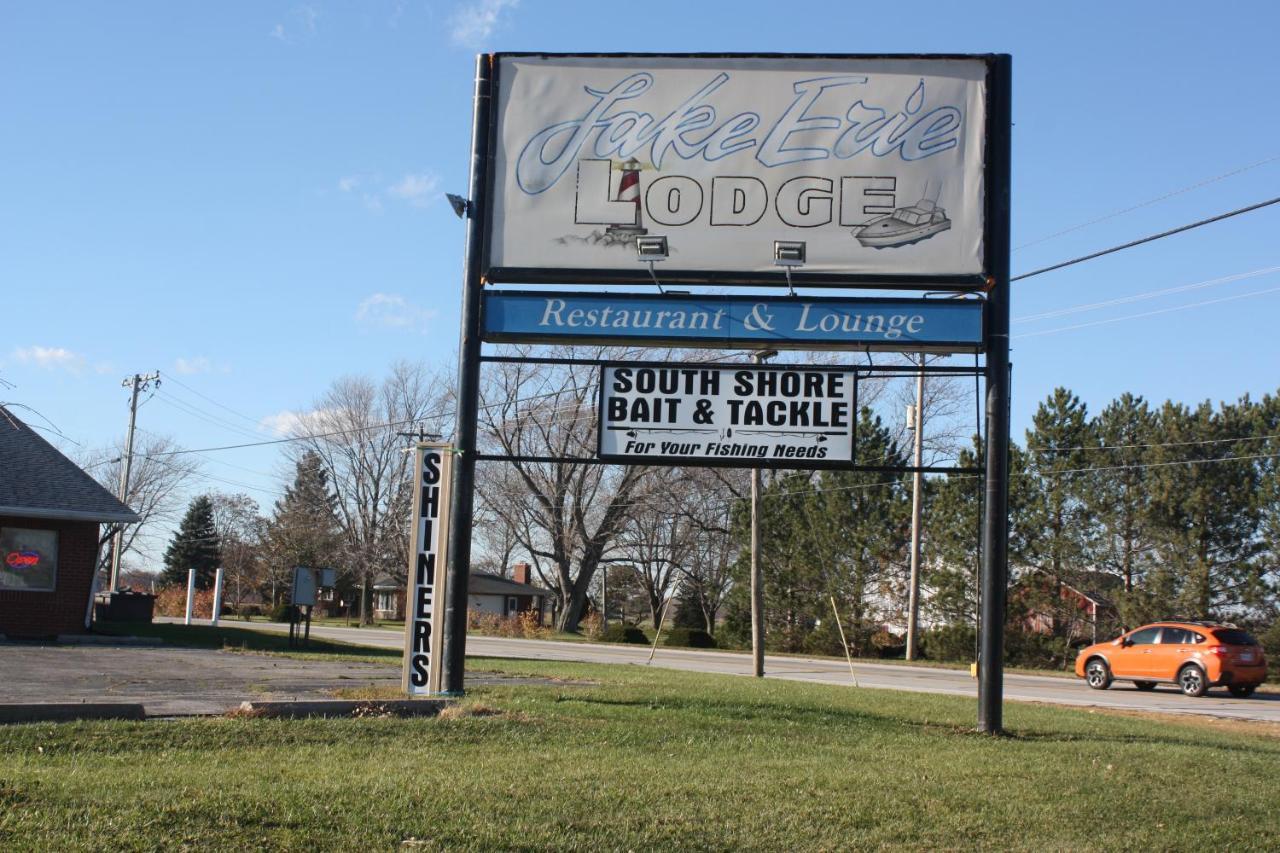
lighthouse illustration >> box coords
[604,158,647,238]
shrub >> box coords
[153,586,216,619]
[1004,628,1061,669]
[662,626,717,648]
[920,624,977,662]
[580,611,604,640]
[1258,621,1280,683]
[870,628,905,658]
[601,623,648,644]
[802,620,849,657]
[269,603,296,623]
[467,610,552,639]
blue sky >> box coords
[4,1,1279,564]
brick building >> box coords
[0,408,138,639]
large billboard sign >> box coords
[486,54,989,288]
[599,363,857,468]
[484,290,983,352]
[403,443,453,695]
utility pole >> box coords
[905,354,925,660]
[109,371,160,591]
[979,54,1013,735]
[750,349,777,678]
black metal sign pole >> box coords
[978,54,1012,734]
[441,53,493,696]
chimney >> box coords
[511,562,531,586]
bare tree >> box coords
[671,467,740,633]
[288,361,448,624]
[475,346,654,632]
[208,492,267,607]
[81,435,201,579]
[616,470,695,625]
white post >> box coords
[184,569,196,625]
[211,567,225,627]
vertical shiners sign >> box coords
[403,442,453,695]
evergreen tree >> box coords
[1019,388,1097,645]
[728,408,911,654]
[1147,398,1264,618]
[264,452,344,604]
[1257,392,1280,619]
[925,435,1032,625]
[1084,393,1159,626]
[161,495,222,589]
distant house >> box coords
[0,408,138,638]
[373,561,551,624]
[1014,571,1121,643]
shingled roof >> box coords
[0,407,140,523]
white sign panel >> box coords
[403,443,453,695]
[489,54,987,283]
[599,364,856,468]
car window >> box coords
[1128,627,1160,645]
[1160,627,1192,644]
[1190,632,1206,643]
[1211,629,1259,646]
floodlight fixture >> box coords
[773,240,806,266]
[636,235,670,293]
[636,235,669,261]
[773,240,806,296]
[446,193,471,219]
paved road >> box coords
[187,619,1280,723]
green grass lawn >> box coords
[3,650,1280,850]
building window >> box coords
[375,591,395,613]
[0,527,59,592]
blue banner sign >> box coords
[483,291,983,352]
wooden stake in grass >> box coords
[647,591,676,665]
[829,596,859,687]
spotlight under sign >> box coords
[598,362,858,469]
[483,53,991,289]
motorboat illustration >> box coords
[853,198,951,249]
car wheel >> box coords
[1134,681,1157,691]
[1178,664,1208,697]
[1085,659,1112,690]
[1228,683,1257,698]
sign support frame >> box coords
[977,54,1012,735]
[440,53,1011,734]
[441,54,493,697]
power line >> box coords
[1011,195,1280,282]
[159,371,264,426]
[1014,153,1280,251]
[1013,265,1280,323]
[1015,282,1280,339]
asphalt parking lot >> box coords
[0,644,404,716]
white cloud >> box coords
[173,356,212,375]
[259,407,341,438]
[336,171,440,212]
[12,346,85,372]
[355,292,439,332]
[450,0,519,47]
[270,4,319,43]
[386,172,440,207]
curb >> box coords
[235,699,451,719]
[0,703,147,724]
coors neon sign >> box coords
[485,54,989,286]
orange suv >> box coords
[1074,621,1267,697]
